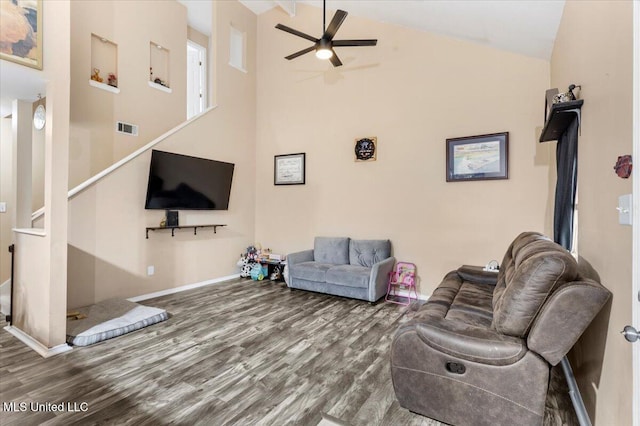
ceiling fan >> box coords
[275,0,377,67]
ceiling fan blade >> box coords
[329,50,343,67]
[332,39,378,47]
[275,24,318,43]
[324,10,348,41]
[285,45,317,60]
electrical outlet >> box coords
[0,202,6,213]
[147,265,155,276]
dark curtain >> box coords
[553,117,579,250]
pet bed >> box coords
[66,298,168,346]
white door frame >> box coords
[187,40,207,119]
[632,2,639,426]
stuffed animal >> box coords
[246,245,259,262]
[242,263,253,278]
[270,265,281,281]
[238,255,252,278]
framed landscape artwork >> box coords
[274,153,305,185]
[0,0,43,70]
[446,132,509,182]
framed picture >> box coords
[274,153,305,185]
[355,137,377,162]
[446,132,509,182]
[0,0,43,70]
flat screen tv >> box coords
[145,150,234,210]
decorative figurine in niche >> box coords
[553,84,581,104]
[91,68,103,83]
[614,155,632,179]
[154,77,168,88]
[107,73,117,88]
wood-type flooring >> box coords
[0,278,577,425]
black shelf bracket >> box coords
[145,224,226,239]
[539,99,583,143]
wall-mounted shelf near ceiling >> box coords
[145,224,226,239]
[539,99,583,142]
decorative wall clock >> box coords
[33,104,46,130]
[354,137,377,162]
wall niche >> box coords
[149,42,171,93]
[90,33,119,94]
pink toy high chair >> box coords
[385,262,417,306]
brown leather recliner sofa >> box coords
[390,232,611,426]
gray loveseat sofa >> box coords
[390,232,611,425]
[287,237,395,302]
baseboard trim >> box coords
[3,325,72,358]
[388,287,430,301]
[127,274,241,302]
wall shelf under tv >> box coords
[145,224,226,239]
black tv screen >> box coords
[145,150,234,210]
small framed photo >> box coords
[0,0,43,70]
[446,132,509,182]
[354,137,377,162]
[274,153,305,185]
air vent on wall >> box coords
[116,121,138,136]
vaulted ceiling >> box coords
[239,0,565,60]
[1,0,565,117]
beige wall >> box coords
[67,0,256,309]
[188,26,209,49]
[69,0,188,189]
[0,117,12,284]
[255,4,552,295]
[550,1,634,424]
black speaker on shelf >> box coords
[166,210,179,227]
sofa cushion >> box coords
[349,239,391,267]
[290,262,334,282]
[314,237,350,265]
[326,265,371,288]
[492,233,579,338]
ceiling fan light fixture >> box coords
[315,47,333,60]
[275,0,377,67]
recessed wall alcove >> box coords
[149,42,171,93]
[90,33,119,94]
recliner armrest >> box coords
[527,279,611,365]
[414,318,526,366]
[456,265,499,286]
